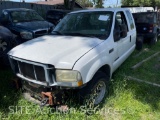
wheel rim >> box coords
[0,39,7,52]
[93,80,106,105]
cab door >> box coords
[112,11,131,71]
[114,11,131,58]
[125,10,136,50]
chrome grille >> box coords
[11,59,46,82]
[34,66,45,82]
[18,62,35,80]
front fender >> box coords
[73,53,113,84]
[85,58,112,83]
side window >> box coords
[114,11,128,42]
[115,12,128,31]
[126,10,135,30]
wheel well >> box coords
[98,65,111,78]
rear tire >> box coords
[136,36,143,50]
[150,34,157,45]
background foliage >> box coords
[122,0,160,7]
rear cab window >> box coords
[125,10,135,30]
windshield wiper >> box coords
[52,31,63,35]
[32,19,44,21]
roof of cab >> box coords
[70,8,130,14]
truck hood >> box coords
[15,21,53,31]
[8,35,102,69]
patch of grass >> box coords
[115,40,160,84]
[0,40,160,120]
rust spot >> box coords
[41,92,53,105]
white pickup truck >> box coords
[8,8,136,105]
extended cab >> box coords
[0,8,54,43]
[8,8,136,105]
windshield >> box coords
[53,11,113,40]
[133,12,156,24]
[10,11,44,23]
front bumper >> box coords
[9,56,84,88]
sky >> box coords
[10,0,122,7]
[11,0,38,2]
[104,0,121,7]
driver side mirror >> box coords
[120,24,127,38]
[114,28,121,42]
[114,24,127,42]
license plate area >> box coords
[22,81,47,100]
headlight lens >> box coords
[20,31,33,40]
[56,70,81,82]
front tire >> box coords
[78,72,109,106]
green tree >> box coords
[76,0,93,7]
[122,0,160,7]
[64,0,76,10]
[93,0,104,8]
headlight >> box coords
[20,31,33,40]
[56,70,82,82]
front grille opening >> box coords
[18,62,35,80]
[34,65,46,82]
[48,68,55,84]
[11,59,19,73]
[11,59,47,83]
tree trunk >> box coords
[70,0,76,10]
[64,0,76,10]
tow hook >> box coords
[40,91,69,112]
[41,92,53,106]
[40,98,49,107]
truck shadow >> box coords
[127,81,160,110]
[110,67,160,112]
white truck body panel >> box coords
[8,8,136,87]
[8,35,102,69]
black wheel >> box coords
[150,34,157,45]
[78,72,109,106]
[136,36,143,50]
[0,37,15,66]
[0,38,11,57]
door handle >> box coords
[130,36,131,42]
[109,48,114,54]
